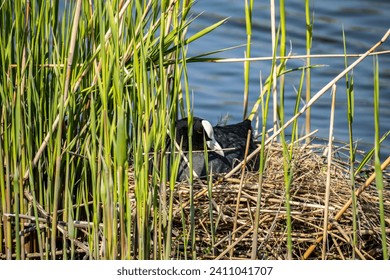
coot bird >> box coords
[174,117,225,156]
[172,117,259,181]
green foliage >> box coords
[1,0,388,260]
[0,0,224,260]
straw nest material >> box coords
[141,143,390,260]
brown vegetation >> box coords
[132,144,390,260]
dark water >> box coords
[186,0,390,155]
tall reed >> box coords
[343,30,358,259]
[373,56,388,260]
[243,0,254,119]
[305,0,312,141]
[1,0,389,261]
[0,0,224,260]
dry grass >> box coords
[3,144,388,260]
[134,143,390,260]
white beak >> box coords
[202,120,225,157]
[207,138,224,157]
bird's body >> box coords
[213,119,258,169]
[173,117,259,181]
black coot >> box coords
[173,117,259,181]
[174,117,224,156]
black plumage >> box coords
[174,117,215,152]
[213,119,258,168]
[172,117,259,181]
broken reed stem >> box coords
[303,155,390,259]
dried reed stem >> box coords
[231,129,252,257]
[211,50,390,63]
[303,155,390,259]
[321,84,336,259]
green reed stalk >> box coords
[202,138,216,256]
[305,0,312,142]
[251,60,277,260]
[165,143,182,259]
[181,51,197,259]
[279,0,286,107]
[154,2,168,261]
[373,56,388,260]
[276,0,293,259]
[164,6,185,258]
[243,0,254,119]
[11,0,21,260]
[52,0,82,259]
[0,111,5,256]
[270,0,277,133]
[291,69,305,144]
[0,0,227,261]
[29,0,51,259]
[342,30,357,258]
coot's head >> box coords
[175,117,224,156]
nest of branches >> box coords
[166,143,390,260]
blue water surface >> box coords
[185,0,390,155]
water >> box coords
[186,0,390,155]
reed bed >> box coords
[150,143,390,260]
[3,143,388,260]
[1,0,390,260]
